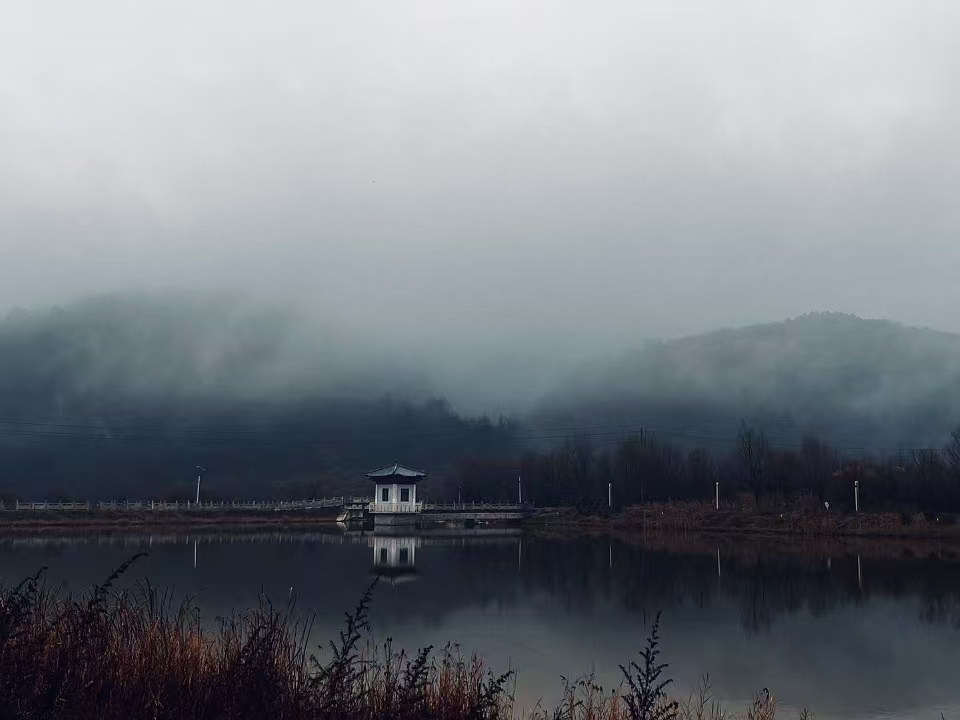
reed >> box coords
[0,558,804,720]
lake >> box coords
[1,527,958,719]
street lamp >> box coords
[195,466,206,505]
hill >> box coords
[0,296,515,499]
[5,301,960,500]
[535,313,960,450]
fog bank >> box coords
[3,0,960,382]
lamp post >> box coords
[196,466,206,505]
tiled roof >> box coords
[366,462,427,480]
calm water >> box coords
[2,528,959,719]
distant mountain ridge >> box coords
[537,313,960,450]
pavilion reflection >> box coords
[370,535,420,583]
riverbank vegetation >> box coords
[457,426,960,517]
[0,558,799,719]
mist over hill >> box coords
[2,297,960,498]
[536,312,960,450]
[0,295,516,498]
[0,293,437,407]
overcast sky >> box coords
[2,0,959,365]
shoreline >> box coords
[3,502,960,544]
[524,503,960,542]
[0,510,342,533]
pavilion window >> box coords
[381,487,390,502]
[400,488,410,502]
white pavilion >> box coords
[366,462,425,520]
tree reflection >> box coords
[516,534,960,635]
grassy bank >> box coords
[0,509,341,533]
[5,501,958,542]
[0,557,801,720]
[529,502,960,541]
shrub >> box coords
[0,558,792,720]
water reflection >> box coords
[4,529,960,635]
[1,530,960,718]
[371,535,419,583]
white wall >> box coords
[374,482,418,505]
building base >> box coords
[372,513,421,527]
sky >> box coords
[2,0,960,395]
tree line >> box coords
[452,424,960,515]
[0,398,519,501]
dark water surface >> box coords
[1,528,959,719]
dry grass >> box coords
[524,675,788,720]
[0,556,806,720]
[0,556,512,720]
[530,619,795,720]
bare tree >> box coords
[944,428,960,475]
[616,432,649,505]
[686,448,715,500]
[559,442,595,510]
[913,448,947,510]
[913,448,945,482]
[799,436,841,502]
[737,421,769,503]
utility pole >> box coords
[518,475,522,505]
[608,482,612,509]
[715,481,719,510]
[196,466,206,505]
[854,480,859,513]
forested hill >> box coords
[5,300,960,500]
[0,297,516,499]
[536,313,960,450]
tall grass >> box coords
[0,557,803,719]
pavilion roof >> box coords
[365,462,427,481]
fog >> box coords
[3,0,960,412]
